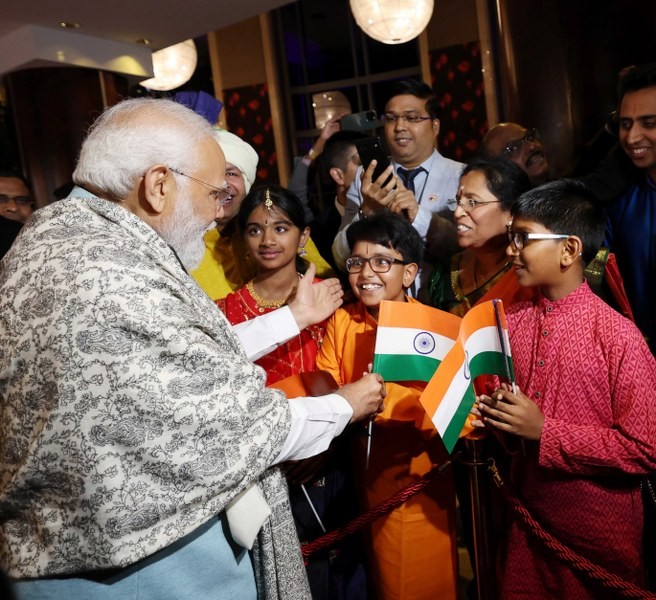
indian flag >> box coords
[373,300,462,382]
[419,299,514,453]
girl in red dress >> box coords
[216,184,323,383]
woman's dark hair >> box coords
[237,183,309,273]
[461,158,532,211]
[346,212,423,265]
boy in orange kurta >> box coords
[316,213,458,599]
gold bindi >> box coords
[264,188,273,211]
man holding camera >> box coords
[331,80,462,298]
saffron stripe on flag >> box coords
[421,325,501,417]
[419,300,514,453]
[376,300,462,334]
[373,301,461,382]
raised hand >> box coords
[387,184,419,223]
[360,161,397,216]
[288,263,343,330]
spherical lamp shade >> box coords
[349,0,434,44]
[140,39,198,91]
[312,91,352,129]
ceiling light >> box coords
[312,91,351,129]
[140,39,197,92]
[349,0,434,44]
[59,22,80,29]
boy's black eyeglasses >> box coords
[502,128,540,157]
[169,168,232,205]
[344,255,410,274]
[507,230,570,250]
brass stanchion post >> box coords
[460,435,497,600]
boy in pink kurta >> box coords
[475,180,656,599]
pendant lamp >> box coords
[140,39,197,91]
[349,0,434,44]
[312,91,352,129]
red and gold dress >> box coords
[216,279,324,385]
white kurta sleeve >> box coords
[233,306,300,361]
[272,393,353,463]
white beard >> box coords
[158,191,215,271]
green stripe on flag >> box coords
[442,386,476,453]
[373,354,440,382]
[438,351,514,453]
[469,350,513,380]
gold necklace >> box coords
[246,278,295,311]
[473,257,509,290]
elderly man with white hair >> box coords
[192,129,332,300]
[0,98,386,600]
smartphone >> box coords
[354,136,392,184]
[340,110,379,132]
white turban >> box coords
[212,128,259,193]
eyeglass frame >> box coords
[344,254,411,274]
[502,128,540,157]
[380,112,434,124]
[507,230,570,251]
[168,167,232,205]
[0,194,34,206]
[447,197,502,212]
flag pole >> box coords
[465,300,512,600]
[366,417,373,468]
[492,299,516,394]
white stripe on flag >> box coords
[375,326,456,362]
[433,325,506,433]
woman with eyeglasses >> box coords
[428,158,533,315]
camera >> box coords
[340,110,379,132]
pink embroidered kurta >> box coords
[501,282,656,598]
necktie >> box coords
[397,166,424,195]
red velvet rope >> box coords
[489,461,655,599]
[300,460,451,559]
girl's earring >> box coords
[298,244,307,257]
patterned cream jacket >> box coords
[0,196,301,589]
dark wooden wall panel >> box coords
[7,68,127,206]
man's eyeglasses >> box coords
[502,128,540,157]
[169,168,232,205]
[345,255,410,274]
[447,197,501,212]
[0,194,34,206]
[381,112,433,124]
[507,230,570,250]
